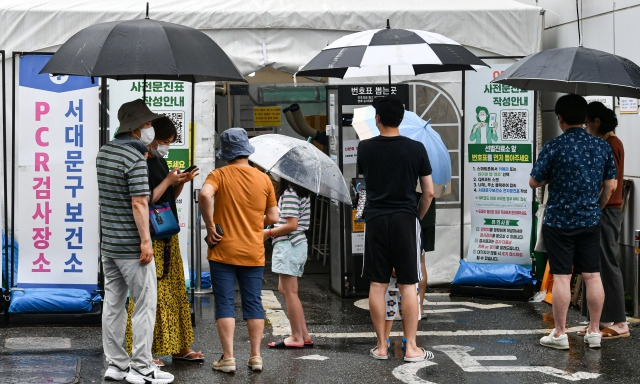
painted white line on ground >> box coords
[354,298,511,311]
[434,345,600,381]
[392,359,439,384]
[425,301,511,309]
[295,355,330,361]
[5,337,71,350]
[425,308,472,314]
[310,326,585,339]
[262,290,290,336]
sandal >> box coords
[152,356,165,367]
[172,350,205,362]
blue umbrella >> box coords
[352,106,452,196]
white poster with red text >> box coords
[16,54,99,289]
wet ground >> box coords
[1,259,639,384]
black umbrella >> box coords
[491,46,640,98]
[40,16,244,83]
[297,20,487,87]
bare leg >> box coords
[398,283,421,358]
[582,272,604,334]
[369,282,389,356]
[216,317,235,359]
[418,252,428,315]
[279,274,310,345]
[549,274,571,336]
[384,319,393,341]
[246,319,264,358]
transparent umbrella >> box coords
[249,134,351,204]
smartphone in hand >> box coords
[205,224,224,249]
[184,164,197,173]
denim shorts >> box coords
[271,240,308,277]
[208,260,265,320]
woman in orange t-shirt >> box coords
[198,128,278,374]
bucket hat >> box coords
[373,95,405,127]
[216,128,255,161]
[115,99,162,135]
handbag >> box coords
[149,202,180,240]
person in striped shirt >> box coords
[266,179,314,349]
[97,99,174,383]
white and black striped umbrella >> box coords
[297,22,488,84]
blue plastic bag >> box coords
[8,288,101,314]
[451,260,535,287]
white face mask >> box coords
[155,144,170,158]
[139,127,155,145]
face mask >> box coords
[139,128,155,145]
[155,144,170,158]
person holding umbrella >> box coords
[356,96,434,361]
[97,99,174,383]
[265,179,314,349]
[198,128,279,374]
[530,94,617,350]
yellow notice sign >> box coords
[352,210,365,232]
[254,106,282,127]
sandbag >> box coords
[8,288,102,314]
[451,260,535,287]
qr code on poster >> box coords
[501,110,528,141]
[159,111,185,145]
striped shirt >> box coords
[96,140,150,258]
[273,187,311,246]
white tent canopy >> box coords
[0,0,543,75]
[0,0,544,286]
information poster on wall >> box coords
[109,80,194,282]
[16,54,99,289]
[464,64,534,266]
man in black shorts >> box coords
[357,95,434,361]
[530,94,617,350]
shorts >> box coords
[362,212,422,284]
[542,224,601,275]
[420,202,436,252]
[208,260,265,320]
[271,240,308,277]
[385,277,421,321]
[421,224,435,252]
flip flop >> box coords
[601,327,630,339]
[304,340,314,347]
[369,347,388,360]
[172,351,205,362]
[268,339,304,348]
[403,347,434,362]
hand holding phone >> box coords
[205,224,224,249]
[184,164,197,173]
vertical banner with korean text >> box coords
[464,64,534,266]
[108,80,193,282]
[16,54,99,289]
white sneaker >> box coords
[584,329,602,348]
[539,329,569,350]
[126,364,174,384]
[104,364,130,381]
